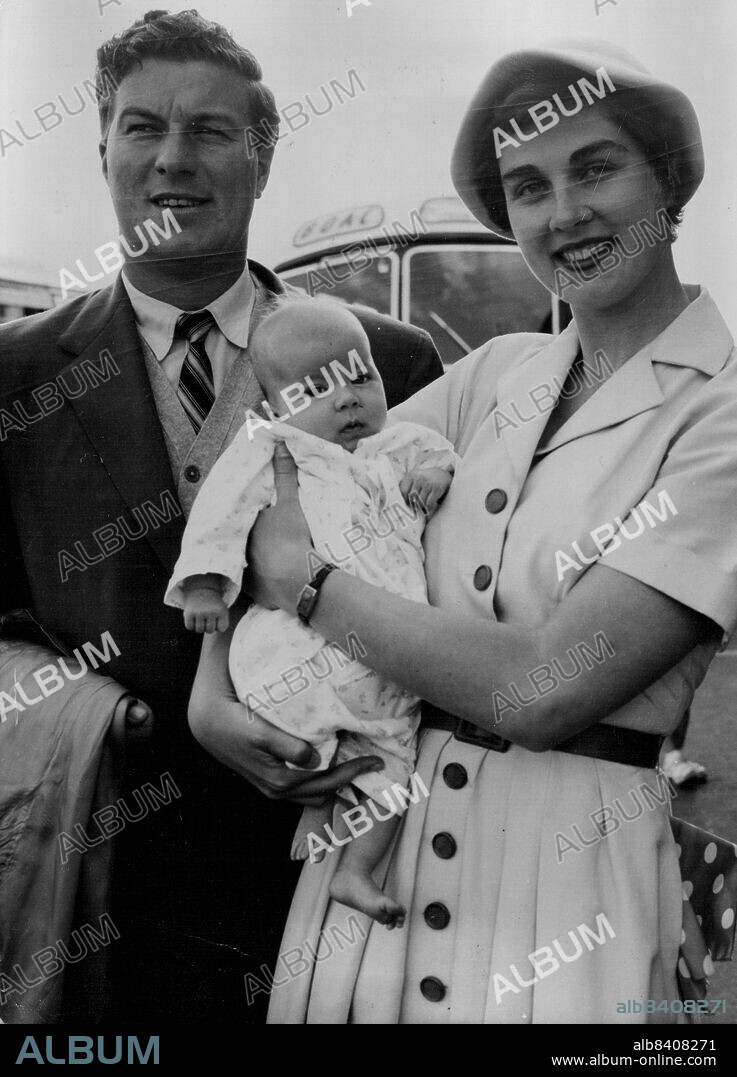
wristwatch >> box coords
[296,562,337,625]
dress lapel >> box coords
[493,323,580,486]
[57,277,183,574]
[537,349,664,456]
[494,321,668,480]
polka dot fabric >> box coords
[670,816,737,1001]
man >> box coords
[0,9,442,1022]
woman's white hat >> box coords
[451,39,704,239]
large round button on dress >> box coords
[424,902,451,930]
[432,832,457,859]
[442,763,467,789]
[485,488,508,514]
[473,565,493,590]
[184,465,201,483]
[420,976,446,1002]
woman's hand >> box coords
[245,443,314,613]
[188,621,382,805]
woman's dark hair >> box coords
[95,9,280,145]
[479,68,686,238]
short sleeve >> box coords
[164,427,276,609]
[602,382,737,642]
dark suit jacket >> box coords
[0,260,443,1022]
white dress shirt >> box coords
[122,265,257,396]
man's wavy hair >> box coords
[95,9,280,145]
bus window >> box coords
[278,251,398,317]
[402,246,554,365]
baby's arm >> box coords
[398,467,452,517]
[380,421,458,519]
[181,573,230,634]
[164,428,276,612]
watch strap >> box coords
[296,562,337,625]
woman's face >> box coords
[498,110,671,312]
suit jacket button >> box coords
[184,465,201,483]
[473,565,493,590]
[432,832,457,859]
[424,902,451,930]
[485,488,508,514]
[420,976,446,1002]
[442,763,467,789]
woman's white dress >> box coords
[268,290,737,1023]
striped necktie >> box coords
[175,309,216,432]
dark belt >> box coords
[421,701,663,769]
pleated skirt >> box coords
[267,729,684,1024]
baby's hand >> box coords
[399,467,452,518]
[183,588,230,634]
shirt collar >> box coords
[122,265,256,361]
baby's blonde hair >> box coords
[250,293,367,401]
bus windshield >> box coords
[278,241,563,368]
[404,246,554,365]
[280,252,397,317]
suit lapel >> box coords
[248,259,286,297]
[58,278,183,574]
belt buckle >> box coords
[454,719,510,752]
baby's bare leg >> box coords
[330,793,406,928]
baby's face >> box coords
[261,316,388,452]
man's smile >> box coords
[150,193,210,208]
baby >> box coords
[165,296,456,927]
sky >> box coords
[1,0,736,327]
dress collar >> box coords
[494,287,734,471]
[644,287,734,375]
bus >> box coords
[274,196,571,367]
[0,269,62,324]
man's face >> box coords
[100,59,272,264]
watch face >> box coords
[297,564,335,623]
[297,583,318,623]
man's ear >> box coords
[254,142,276,200]
[99,138,109,182]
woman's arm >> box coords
[187,597,384,802]
[308,565,711,750]
[247,447,715,752]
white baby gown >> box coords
[165,419,456,803]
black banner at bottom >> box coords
[0,1021,735,1069]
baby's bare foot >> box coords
[330,866,406,928]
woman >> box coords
[193,41,737,1022]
